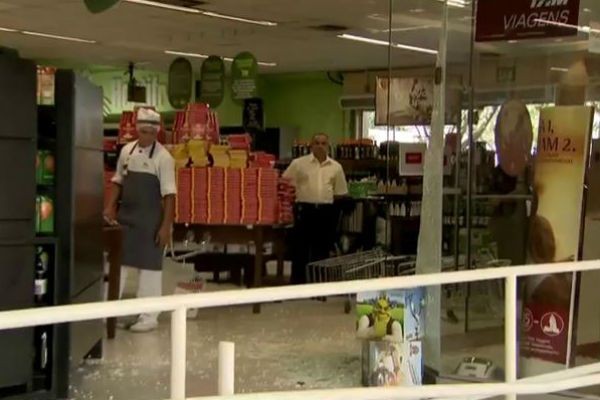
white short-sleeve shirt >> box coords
[112,141,177,197]
[283,154,348,204]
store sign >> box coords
[168,57,193,110]
[231,52,258,102]
[476,0,581,42]
[83,0,120,13]
[199,56,225,108]
[521,106,594,373]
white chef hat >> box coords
[136,108,161,132]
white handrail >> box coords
[0,259,599,400]
[0,260,597,330]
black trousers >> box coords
[291,203,338,285]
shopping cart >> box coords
[306,249,416,313]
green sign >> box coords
[199,56,225,108]
[231,52,258,103]
[83,0,120,13]
[168,57,193,109]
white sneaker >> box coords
[129,316,158,333]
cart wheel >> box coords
[344,300,352,314]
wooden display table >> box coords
[172,223,291,313]
[103,225,122,339]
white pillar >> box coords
[505,275,518,400]
[171,308,187,400]
[415,0,449,373]
[219,341,235,396]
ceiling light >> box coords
[200,11,277,26]
[584,8,592,13]
[508,40,518,43]
[440,0,470,8]
[0,26,17,32]
[21,31,96,44]
[124,0,199,13]
[164,50,208,59]
[550,67,569,72]
[409,8,425,13]
[338,33,438,55]
[257,61,277,67]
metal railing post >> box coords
[505,274,518,400]
[219,341,235,396]
[171,308,187,400]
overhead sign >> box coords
[476,0,581,42]
[231,52,258,102]
[521,106,594,373]
[168,57,193,110]
[83,0,120,13]
[199,56,225,108]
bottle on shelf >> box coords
[34,246,49,304]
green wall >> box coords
[69,66,348,142]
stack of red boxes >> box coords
[228,133,252,151]
[224,169,242,224]
[277,177,295,224]
[257,168,279,225]
[250,152,277,168]
[241,168,259,224]
[207,168,225,224]
[172,111,190,144]
[186,103,220,145]
[191,168,208,224]
[175,168,192,223]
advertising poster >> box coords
[375,77,461,126]
[521,106,594,375]
[168,57,193,109]
[476,0,581,42]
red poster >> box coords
[521,303,569,363]
[476,0,581,42]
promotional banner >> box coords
[243,98,264,133]
[476,0,581,42]
[231,52,258,102]
[168,57,193,109]
[375,77,461,126]
[199,56,225,108]
[83,0,120,13]
[521,106,594,374]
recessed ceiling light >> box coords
[508,40,518,43]
[550,67,569,72]
[584,8,592,13]
[124,0,199,13]
[164,50,208,58]
[0,26,17,32]
[257,61,277,67]
[200,11,277,27]
[124,0,277,26]
[338,33,438,55]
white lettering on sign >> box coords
[531,0,569,8]
[504,10,570,31]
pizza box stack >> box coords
[118,111,137,144]
[175,168,192,224]
[224,168,242,224]
[278,177,295,224]
[229,150,248,169]
[188,139,209,167]
[241,167,259,224]
[207,167,225,224]
[210,144,230,168]
[250,152,276,168]
[228,134,251,168]
[186,103,220,145]
[172,111,191,144]
[257,168,279,225]
[191,168,208,224]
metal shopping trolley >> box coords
[306,249,417,313]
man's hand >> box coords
[155,225,171,248]
[103,206,118,226]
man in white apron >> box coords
[104,108,176,332]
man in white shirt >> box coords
[283,133,348,284]
[103,108,176,332]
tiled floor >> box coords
[68,260,597,399]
